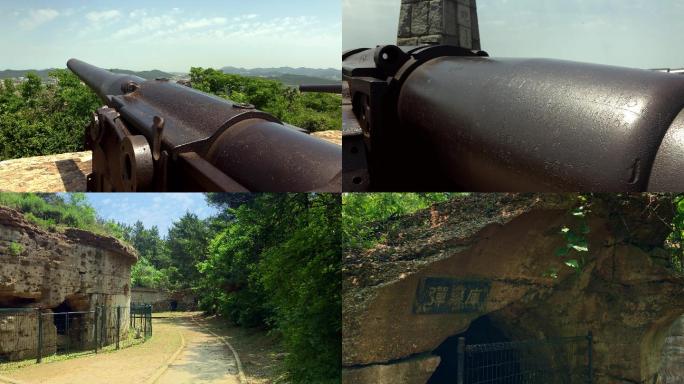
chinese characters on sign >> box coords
[413,277,490,314]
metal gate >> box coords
[457,332,593,384]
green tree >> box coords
[0,69,100,160]
[189,67,341,132]
[197,194,341,383]
[342,193,458,250]
[166,212,212,288]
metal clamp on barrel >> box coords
[342,45,488,191]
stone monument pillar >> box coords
[397,0,480,49]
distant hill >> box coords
[0,68,175,81]
[0,69,55,80]
[0,67,341,87]
[265,74,339,87]
[221,66,341,81]
[108,69,175,80]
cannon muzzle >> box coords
[67,58,146,102]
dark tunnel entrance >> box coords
[52,301,73,335]
[427,315,589,384]
[427,315,519,384]
[51,301,87,352]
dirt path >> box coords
[154,316,241,384]
[0,312,249,384]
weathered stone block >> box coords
[417,35,441,44]
[456,2,471,26]
[471,5,480,41]
[397,37,419,46]
[458,25,472,49]
[444,0,458,35]
[428,1,443,35]
[398,4,413,38]
[411,2,430,36]
[397,0,480,48]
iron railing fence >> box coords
[0,304,153,371]
[457,332,593,384]
[130,304,152,341]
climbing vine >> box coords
[547,195,592,278]
[669,195,684,275]
[550,193,684,278]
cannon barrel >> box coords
[299,84,342,93]
[68,59,341,192]
[67,58,145,101]
[343,45,684,191]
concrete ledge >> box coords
[0,151,91,192]
[342,355,440,384]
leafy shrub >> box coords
[0,71,100,160]
[197,194,341,383]
[8,242,23,256]
[189,67,341,132]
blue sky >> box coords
[343,0,684,69]
[0,0,341,71]
[85,193,218,236]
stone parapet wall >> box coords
[397,0,480,49]
[131,288,197,311]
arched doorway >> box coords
[427,315,515,384]
[427,315,588,384]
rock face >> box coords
[131,287,197,311]
[397,0,480,49]
[0,206,137,361]
[342,194,684,384]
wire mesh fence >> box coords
[0,304,152,371]
[458,332,593,384]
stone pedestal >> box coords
[397,0,480,49]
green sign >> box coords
[413,277,490,314]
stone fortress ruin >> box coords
[131,287,197,312]
[342,194,684,384]
[0,206,137,361]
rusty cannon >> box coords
[342,45,684,192]
[67,59,341,192]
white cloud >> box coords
[233,14,258,22]
[130,9,148,18]
[111,12,324,43]
[20,8,59,29]
[86,10,121,23]
[178,17,227,31]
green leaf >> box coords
[543,268,559,279]
[555,246,570,257]
[565,259,580,269]
[571,244,589,252]
[571,207,585,217]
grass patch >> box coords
[0,331,148,373]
